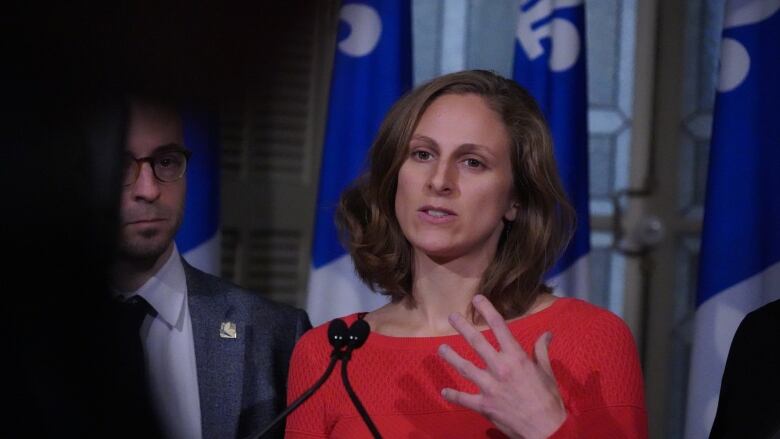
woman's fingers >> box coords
[472,295,523,357]
[438,343,493,389]
[534,331,556,380]
[447,312,500,366]
[440,298,566,439]
[440,387,482,413]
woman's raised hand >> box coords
[438,294,567,439]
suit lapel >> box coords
[186,264,246,439]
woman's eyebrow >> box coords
[409,134,437,146]
[454,143,497,159]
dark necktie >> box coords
[115,295,154,381]
[104,295,163,437]
[115,295,153,367]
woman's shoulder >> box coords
[531,297,639,362]
[542,298,646,411]
[544,297,631,333]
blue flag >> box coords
[307,0,412,325]
[685,2,780,437]
[176,107,221,275]
[513,0,590,297]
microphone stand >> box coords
[245,319,350,439]
[340,346,382,439]
[247,352,340,439]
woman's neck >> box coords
[369,250,490,337]
[367,249,558,337]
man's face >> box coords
[117,100,186,263]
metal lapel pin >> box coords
[219,321,237,339]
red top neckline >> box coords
[341,296,574,350]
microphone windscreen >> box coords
[347,319,370,349]
[328,318,349,350]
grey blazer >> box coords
[184,260,311,439]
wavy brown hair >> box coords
[335,70,575,319]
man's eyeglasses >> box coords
[123,149,192,186]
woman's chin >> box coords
[413,239,499,268]
[414,245,462,263]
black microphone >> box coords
[328,318,350,351]
[346,318,370,351]
[245,319,350,439]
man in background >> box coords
[112,97,310,439]
[3,2,313,436]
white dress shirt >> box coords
[117,245,203,439]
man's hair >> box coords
[335,70,575,319]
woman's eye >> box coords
[412,150,432,160]
[464,158,483,168]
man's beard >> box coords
[117,227,174,262]
[116,211,183,264]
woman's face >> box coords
[394,93,518,263]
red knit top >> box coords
[285,298,647,438]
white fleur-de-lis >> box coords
[717,0,780,92]
[338,3,383,58]
[516,0,583,72]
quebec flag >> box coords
[176,108,221,275]
[685,1,780,438]
[307,0,412,325]
[513,0,590,298]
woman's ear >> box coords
[504,201,519,222]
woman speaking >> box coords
[286,70,647,438]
